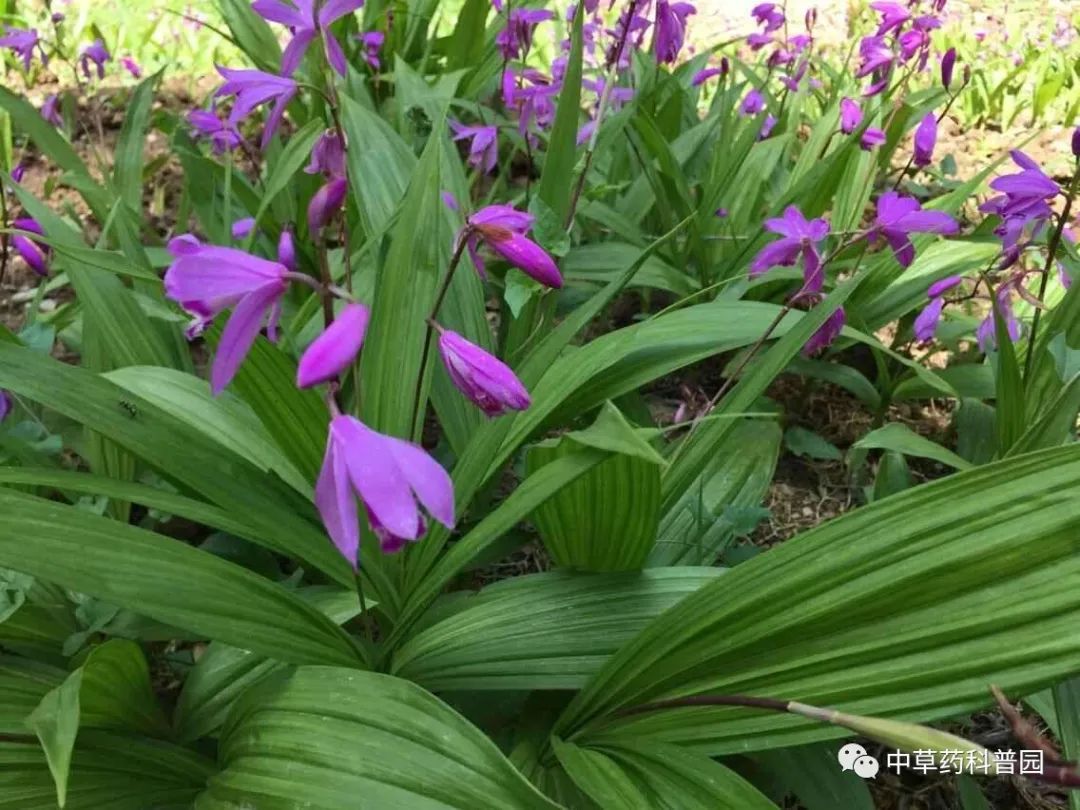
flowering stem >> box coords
[1022,161,1080,381]
[410,232,471,435]
[0,178,9,289]
[565,0,641,229]
[354,572,375,646]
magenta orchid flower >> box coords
[297,302,370,388]
[215,66,298,150]
[437,328,530,417]
[315,415,455,566]
[860,127,886,150]
[463,205,562,288]
[913,113,937,167]
[0,390,10,423]
[232,218,257,240]
[870,1,910,35]
[278,230,296,271]
[803,306,846,356]
[759,113,778,140]
[121,56,142,79]
[12,218,49,276]
[983,150,1060,221]
[496,8,554,59]
[751,3,784,32]
[308,177,348,235]
[870,192,959,267]
[305,130,346,178]
[10,163,25,184]
[164,235,289,394]
[976,284,1022,351]
[40,94,62,127]
[750,206,830,292]
[187,107,242,154]
[0,27,46,71]
[840,97,862,134]
[252,0,364,76]
[913,275,962,342]
[449,121,498,174]
[356,30,384,69]
[654,0,696,64]
[692,65,725,86]
[79,39,110,80]
[941,48,957,89]
[740,89,765,116]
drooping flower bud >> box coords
[277,229,296,271]
[297,302,371,389]
[308,177,348,235]
[914,113,937,167]
[232,217,256,240]
[940,47,956,89]
[437,328,531,417]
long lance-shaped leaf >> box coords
[0,489,364,668]
[196,667,559,809]
[554,443,1080,755]
[0,342,352,587]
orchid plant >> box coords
[1,1,1080,808]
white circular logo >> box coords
[853,754,880,779]
[837,743,868,771]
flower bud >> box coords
[231,217,256,240]
[940,47,956,88]
[1072,127,1080,158]
[438,328,530,416]
[0,390,10,423]
[277,229,296,271]
[308,177,348,235]
[297,303,370,388]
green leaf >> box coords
[855,422,972,471]
[0,342,351,586]
[753,743,873,810]
[504,269,542,319]
[1054,677,1080,810]
[650,420,780,567]
[393,569,720,690]
[113,74,157,213]
[212,0,282,72]
[528,196,571,258]
[993,302,1025,454]
[0,732,215,810]
[554,444,1080,755]
[784,427,842,462]
[359,121,448,439]
[446,0,491,69]
[26,640,169,807]
[0,656,65,734]
[0,488,364,668]
[196,667,559,809]
[527,406,663,571]
[252,118,324,230]
[0,87,88,181]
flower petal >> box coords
[315,431,360,568]
[211,281,285,395]
[384,435,456,529]
[297,302,371,388]
[338,418,423,541]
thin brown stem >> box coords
[410,233,471,434]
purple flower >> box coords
[215,66,298,150]
[464,205,562,288]
[750,206,830,292]
[913,275,962,342]
[496,8,554,59]
[305,130,346,178]
[1073,127,1080,158]
[308,177,348,235]
[297,302,370,388]
[856,35,894,80]
[803,306,845,356]
[976,285,1022,351]
[870,192,959,267]
[10,163,25,184]
[80,39,110,80]
[692,65,725,86]
[12,218,49,276]
[0,390,10,423]
[509,69,559,136]
[747,32,773,50]
[982,151,1060,222]
[449,121,498,174]
[759,113,777,140]
[278,230,296,271]
[40,94,62,127]
[654,1,696,65]
[164,235,289,394]
[121,56,142,79]
[315,415,455,566]
[840,97,862,134]
[356,30,384,69]
[870,1,910,35]
[913,113,936,167]
[860,127,886,150]
[941,47,956,89]
[437,328,530,417]
[740,89,765,116]
[0,27,46,71]
[751,3,784,32]
[232,218,257,240]
[187,107,242,154]
[252,0,363,77]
